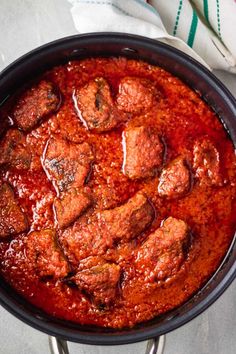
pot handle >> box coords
[48,335,165,354]
[49,336,69,354]
[145,336,165,354]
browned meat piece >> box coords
[0,183,28,238]
[93,183,122,210]
[75,77,126,132]
[72,260,121,306]
[116,77,159,114]
[59,192,154,265]
[0,129,31,169]
[193,139,222,186]
[122,126,164,179]
[54,187,92,229]
[98,191,154,241]
[42,138,93,194]
[14,80,60,131]
[59,215,113,266]
[78,255,105,270]
[136,217,189,281]
[158,157,191,198]
[26,229,69,279]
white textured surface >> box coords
[0,1,235,353]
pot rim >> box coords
[0,32,236,345]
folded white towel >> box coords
[68,0,236,73]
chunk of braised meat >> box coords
[0,183,28,238]
[14,80,60,131]
[136,217,189,281]
[0,129,31,169]
[26,229,69,279]
[193,139,222,186]
[123,126,164,179]
[59,215,113,266]
[42,138,93,194]
[93,183,123,210]
[98,191,154,241]
[158,157,191,198]
[59,192,154,265]
[75,77,126,132]
[116,77,159,114]
[54,187,92,229]
[72,259,121,306]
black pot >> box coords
[0,33,236,354]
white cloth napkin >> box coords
[68,0,236,73]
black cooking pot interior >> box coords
[0,33,235,345]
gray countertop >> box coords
[0,1,235,353]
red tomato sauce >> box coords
[0,57,235,328]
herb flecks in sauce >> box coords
[0,57,235,329]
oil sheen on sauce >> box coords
[0,57,235,329]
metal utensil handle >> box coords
[49,335,165,354]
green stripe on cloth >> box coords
[173,0,183,36]
[203,0,209,23]
[216,0,222,39]
[187,10,198,47]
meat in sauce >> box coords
[98,191,154,241]
[59,214,113,266]
[193,138,222,186]
[42,137,93,194]
[135,217,190,281]
[75,77,126,132]
[54,187,92,229]
[59,191,154,265]
[0,57,235,329]
[117,76,159,114]
[72,258,121,306]
[122,126,164,179]
[26,229,69,279]
[158,157,191,198]
[0,183,28,238]
[14,80,60,131]
[0,129,31,169]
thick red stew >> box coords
[0,57,235,328]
